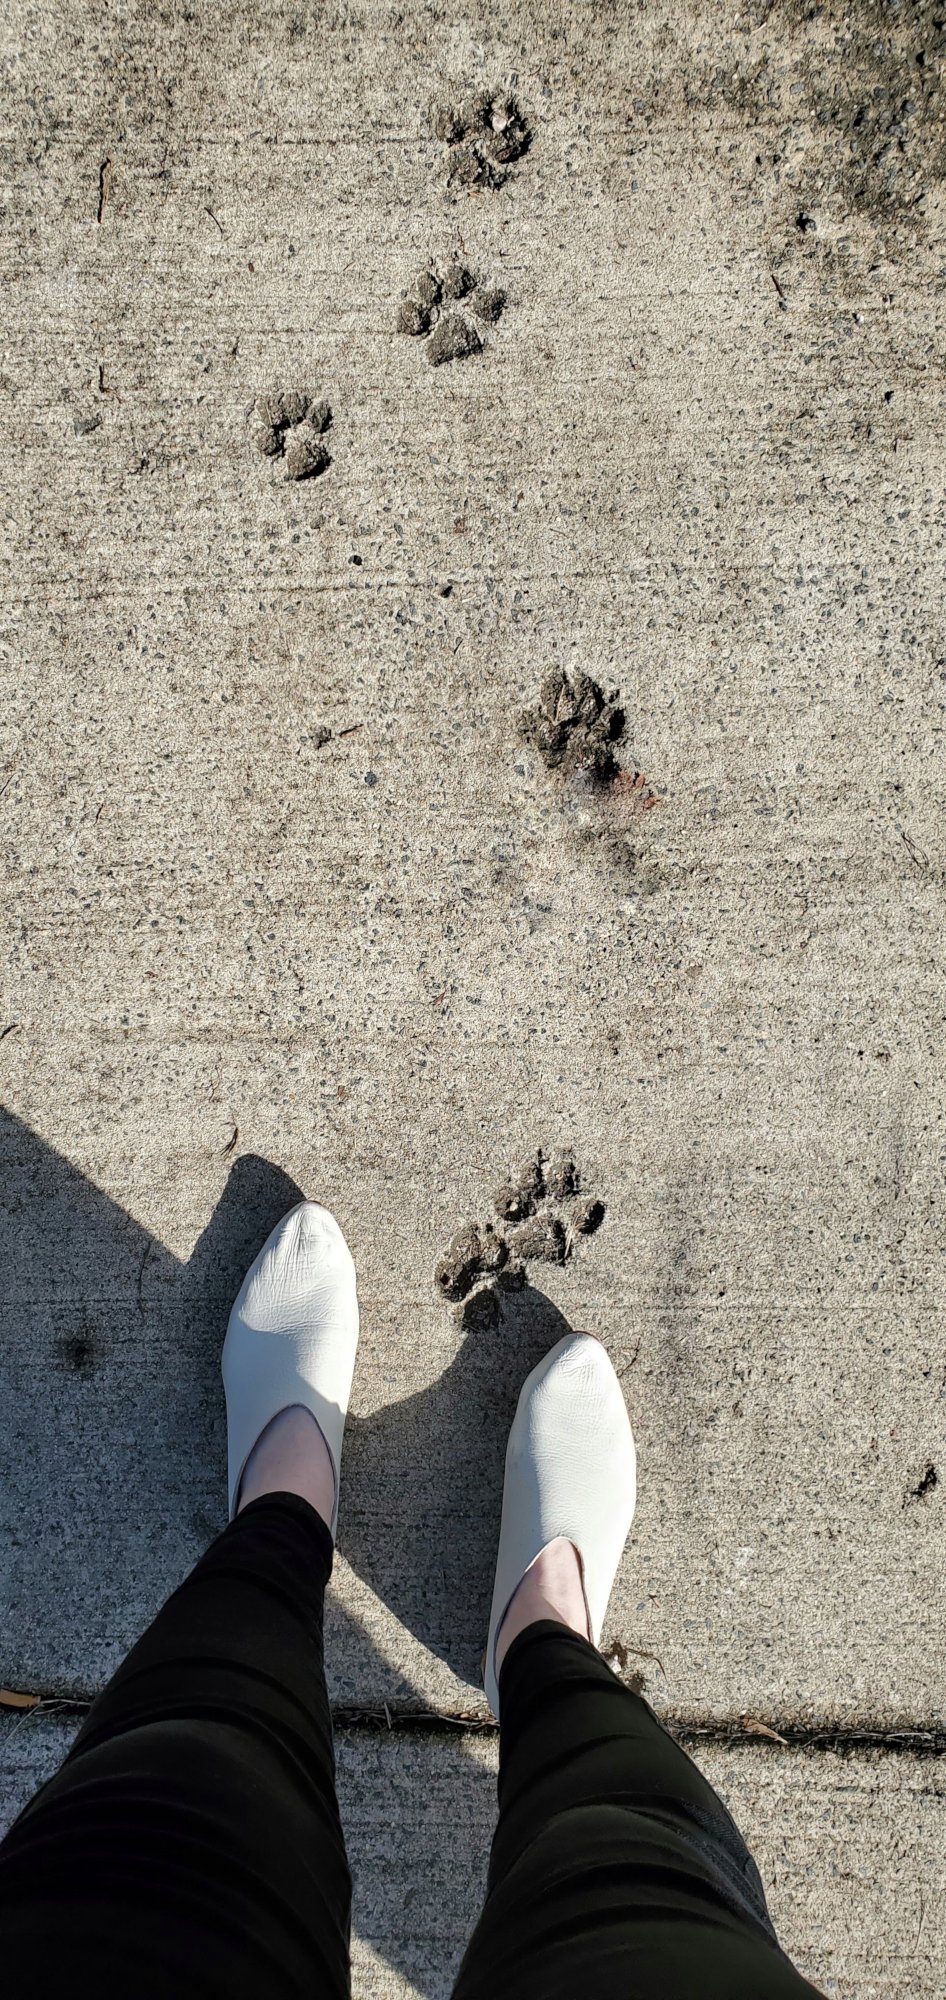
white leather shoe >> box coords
[222,1201,359,1535]
[484,1332,636,1716]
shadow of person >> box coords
[342,1278,576,1691]
[182,1152,307,1308]
[0,1129,537,1999]
[0,1118,306,1691]
[1,1124,571,1705]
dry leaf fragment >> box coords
[740,1716,788,1744]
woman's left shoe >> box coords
[483,1332,636,1716]
[222,1200,360,1536]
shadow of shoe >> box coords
[341,1279,576,1689]
[181,1154,306,1306]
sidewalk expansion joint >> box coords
[5,1693,946,1757]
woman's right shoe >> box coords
[484,1332,636,1717]
[222,1200,359,1535]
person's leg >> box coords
[456,1333,823,1999]
[0,1199,360,2000]
[454,1618,823,1999]
[0,1491,350,1999]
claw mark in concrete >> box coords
[137,1238,154,1316]
[252,392,332,479]
[97,157,113,223]
[435,1150,606,1324]
[395,265,506,364]
[432,89,531,191]
[905,1462,938,1505]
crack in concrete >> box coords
[7,1693,946,1758]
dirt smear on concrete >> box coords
[676,2,946,255]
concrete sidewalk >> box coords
[1,0,945,1991]
[2,1711,944,1998]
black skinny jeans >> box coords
[0,1495,821,1997]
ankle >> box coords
[494,1537,589,1677]
[236,1405,336,1528]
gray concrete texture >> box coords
[1,0,945,1986]
[2,1711,945,2000]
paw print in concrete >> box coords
[252,391,332,479]
[521,668,626,782]
[432,89,531,191]
[434,1150,605,1328]
[395,264,505,365]
[521,667,664,811]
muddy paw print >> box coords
[521,666,664,814]
[435,1150,605,1329]
[432,89,531,191]
[521,668,625,782]
[253,391,333,479]
[396,263,505,365]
